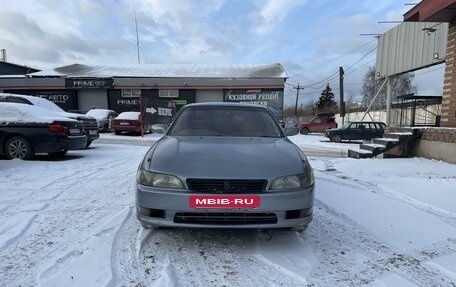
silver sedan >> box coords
[136,103,314,231]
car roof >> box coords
[347,121,386,124]
[185,102,269,109]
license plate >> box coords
[189,195,260,209]
[89,130,98,135]
[119,122,129,125]
[69,129,80,134]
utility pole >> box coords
[293,83,305,122]
[339,67,346,125]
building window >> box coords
[122,89,141,98]
[159,89,179,98]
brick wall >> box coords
[441,21,456,127]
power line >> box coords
[286,39,377,88]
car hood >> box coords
[146,136,305,179]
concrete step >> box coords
[360,143,387,152]
[384,132,414,141]
[347,149,374,159]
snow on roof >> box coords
[86,109,113,120]
[0,102,77,124]
[0,92,63,113]
[29,63,288,79]
[115,111,140,120]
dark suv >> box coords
[299,113,337,134]
[0,93,99,148]
[325,121,386,143]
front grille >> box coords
[186,179,267,193]
[174,212,277,225]
[82,119,98,130]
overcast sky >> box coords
[0,0,446,106]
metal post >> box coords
[361,78,388,121]
[386,76,392,126]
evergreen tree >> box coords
[315,83,337,113]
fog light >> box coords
[286,208,313,219]
[137,207,165,218]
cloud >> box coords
[249,0,308,36]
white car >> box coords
[86,109,118,132]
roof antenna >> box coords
[133,0,141,64]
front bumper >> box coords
[136,184,314,229]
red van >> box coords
[299,113,337,134]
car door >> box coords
[345,123,362,140]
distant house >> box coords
[0,61,39,75]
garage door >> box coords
[78,90,108,110]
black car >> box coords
[0,103,87,159]
[0,93,99,148]
[325,121,386,143]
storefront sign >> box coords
[224,89,284,119]
[4,89,77,111]
[65,78,114,89]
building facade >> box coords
[404,0,456,127]
[0,63,287,123]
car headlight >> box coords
[137,169,184,189]
[270,172,314,190]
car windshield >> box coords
[168,106,283,137]
[26,96,65,113]
[86,109,109,119]
[342,122,351,129]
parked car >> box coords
[136,103,314,231]
[0,103,87,159]
[325,121,386,143]
[299,113,337,134]
[86,109,118,132]
[113,111,150,135]
[0,93,99,147]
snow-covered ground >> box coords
[1,134,456,286]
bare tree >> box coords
[361,66,416,109]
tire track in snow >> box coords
[307,161,456,286]
[127,228,307,287]
[318,161,456,228]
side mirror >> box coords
[151,124,167,134]
[283,126,299,136]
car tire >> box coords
[114,131,121,135]
[48,149,68,158]
[5,136,34,160]
[333,134,343,143]
[85,140,93,148]
[300,128,309,135]
[102,124,109,133]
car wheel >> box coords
[48,149,68,158]
[102,124,109,133]
[6,136,34,160]
[85,140,93,148]
[300,128,309,135]
[114,131,121,135]
[333,134,343,143]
